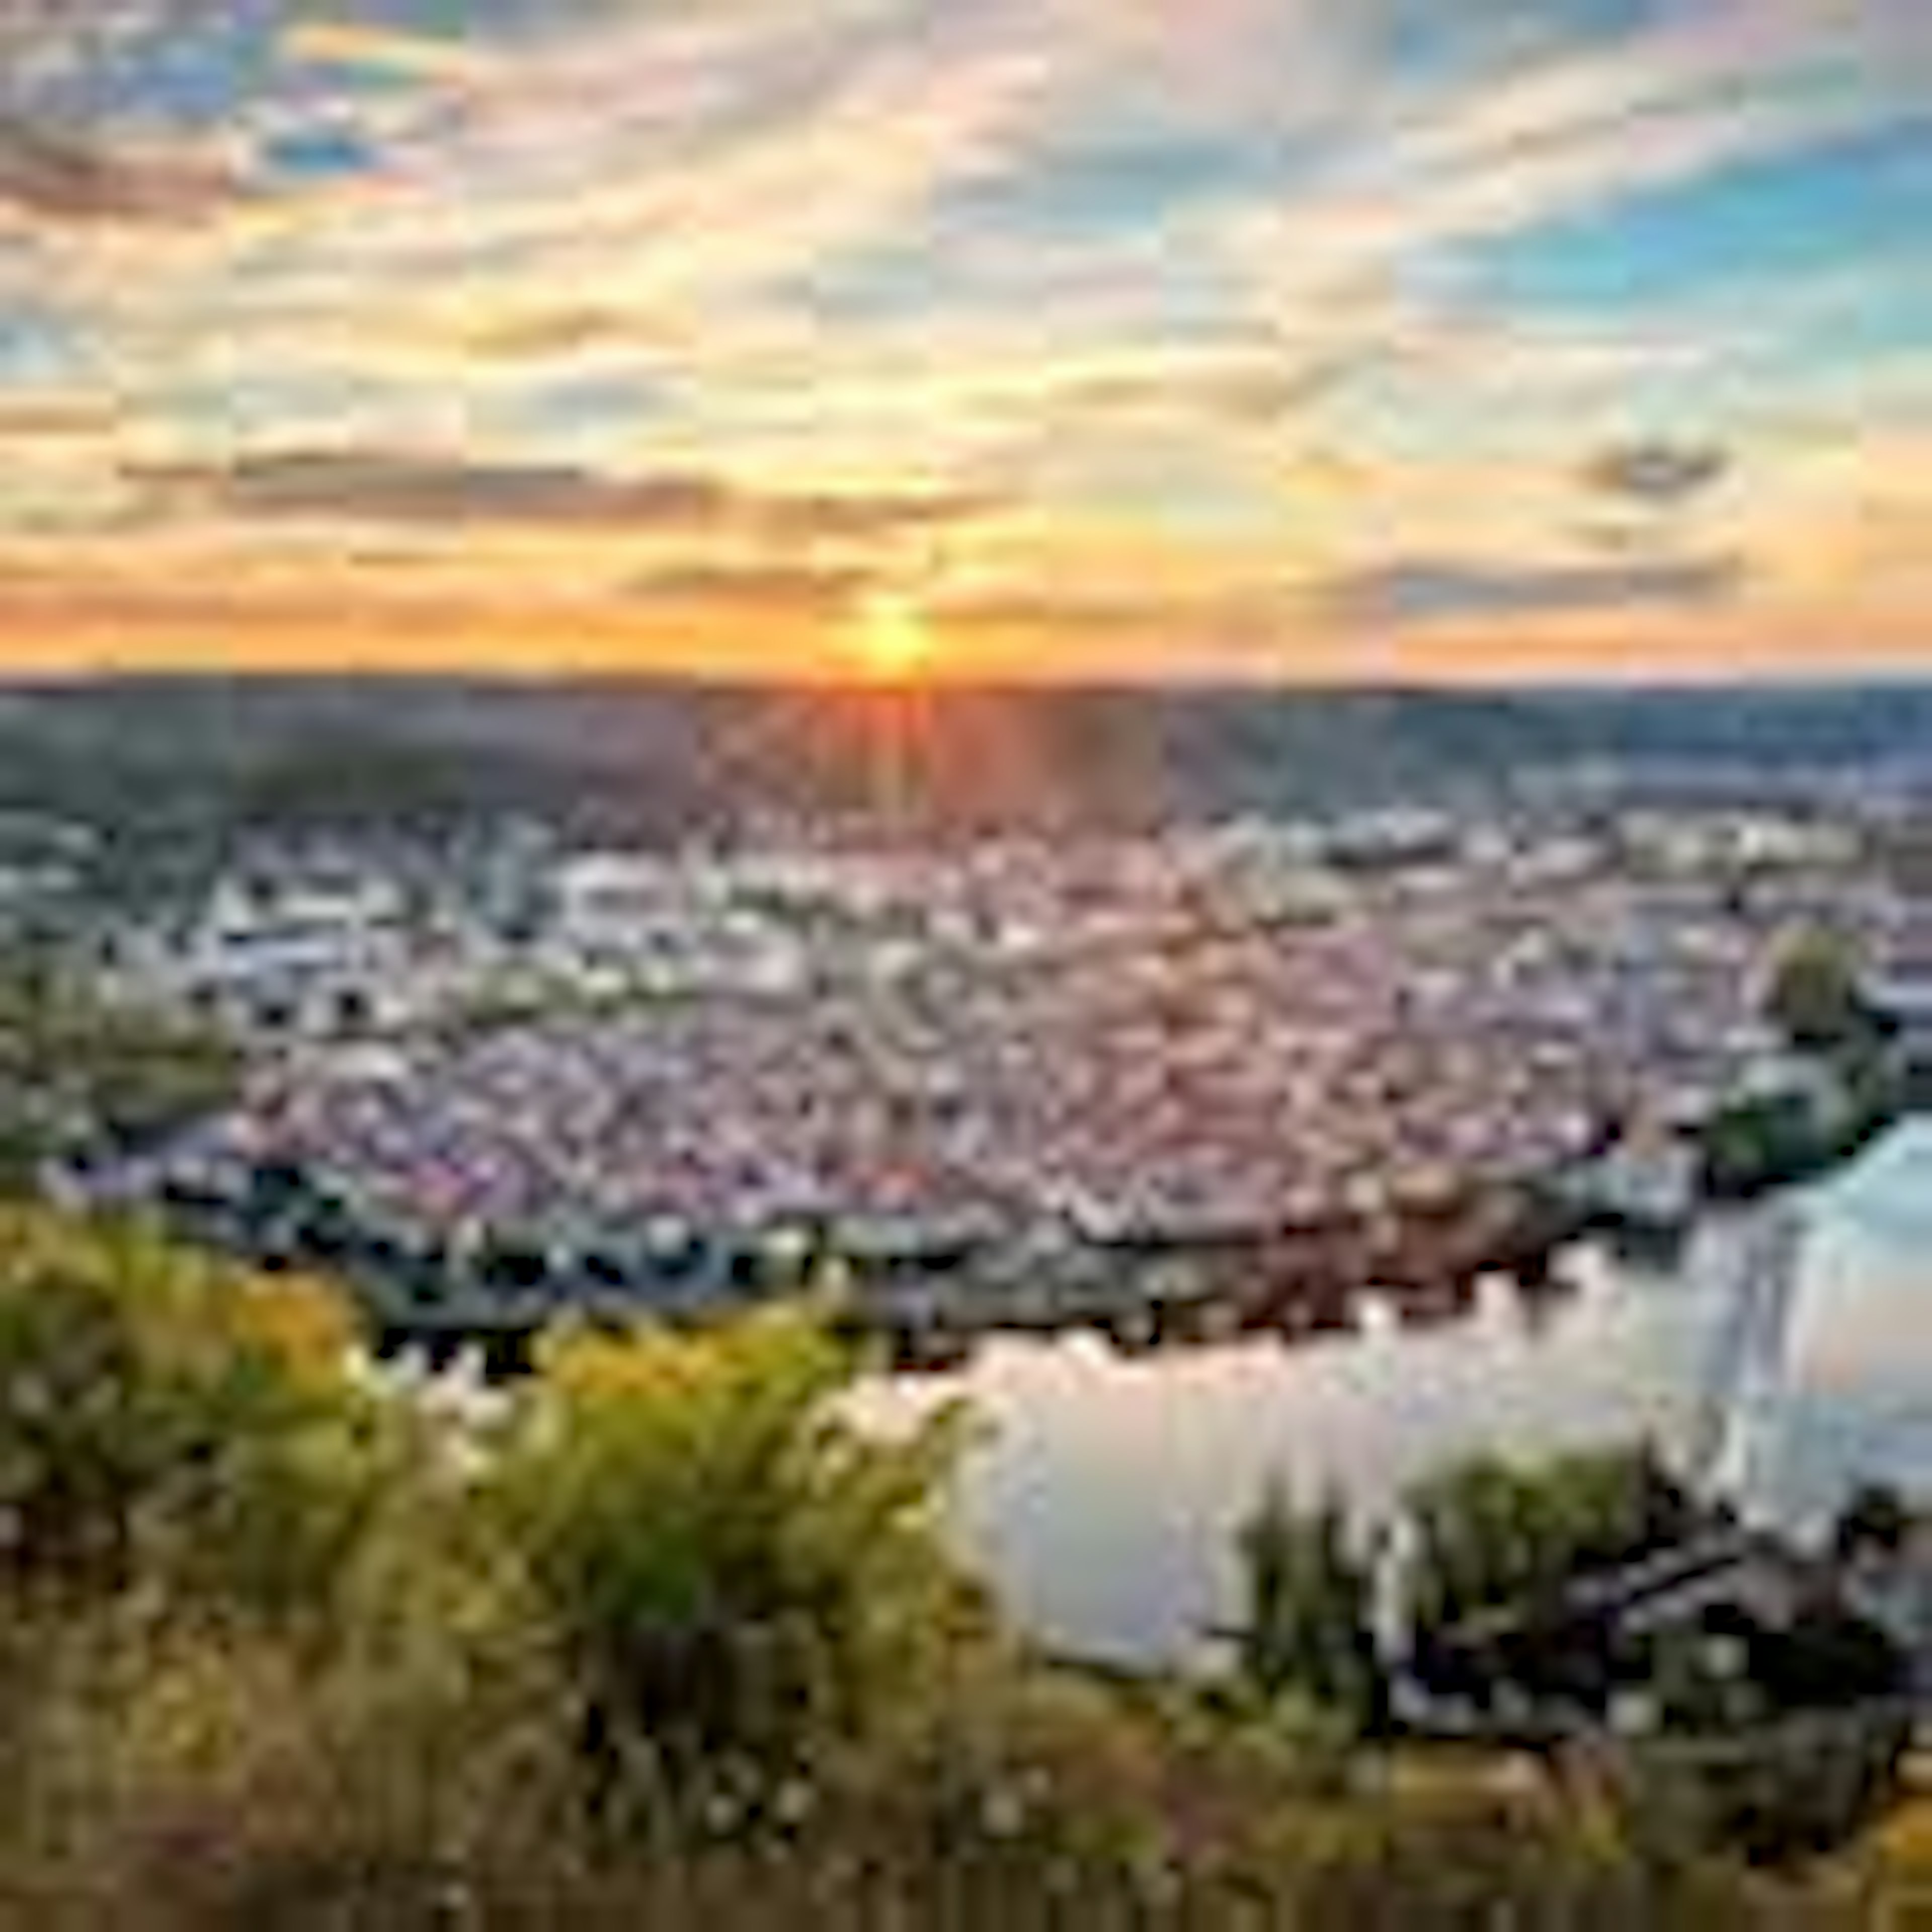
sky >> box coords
[0,0,1926,683]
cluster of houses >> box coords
[34,801,1911,1355]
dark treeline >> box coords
[6,676,1932,851]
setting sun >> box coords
[852,593,937,684]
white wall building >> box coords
[118,870,416,1036]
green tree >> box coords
[0,953,239,1182]
[489,1306,985,1781]
[0,1206,390,1619]
[1403,1445,1678,1637]
[1763,928,1875,1056]
[1228,1481,1381,1729]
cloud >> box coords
[1583,439,1731,506]
[130,449,730,528]
[281,19,496,89]
[124,447,987,542]
[1240,4,1915,311]
[0,0,202,101]
[937,584,1276,645]
[443,303,644,364]
[293,8,1066,323]
[629,561,869,613]
[0,394,122,440]
[0,117,255,225]
[0,4,273,231]
[1322,552,1747,627]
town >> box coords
[5,776,1929,1906]
[4,780,1923,1358]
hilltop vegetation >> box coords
[0,1203,1924,1927]
[0,959,240,1191]
[6,677,1932,852]
[1699,927,1905,1200]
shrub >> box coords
[488,1305,985,1781]
[0,1207,391,1621]
[1228,1481,1383,1730]
[1403,1443,1683,1638]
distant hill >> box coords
[0,675,1926,850]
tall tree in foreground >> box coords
[0,1205,386,1619]
[1229,1481,1381,1730]
[491,1307,985,1783]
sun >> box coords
[851,592,936,685]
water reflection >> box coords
[880,1256,1573,1376]
[1747,1122,1932,1526]
[848,1124,1932,1664]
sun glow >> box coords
[851,592,937,684]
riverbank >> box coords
[56,1017,1921,1378]
[1698,1056,1908,1203]
[264,1170,1587,1374]
[841,1119,1932,1666]
[160,1065,1890,1373]
[844,1178,1584,1369]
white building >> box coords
[543,850,808,996]
[119,868,415,1036]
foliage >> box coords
[1751,1604,1908,1713]
[0,1206,1918,1925]
[0,1206,389,1617]
[489,1305,986,1777]
[1700,1090,1834,1198]
[1698,1060,1898,1200]
[0,1589,587,1932]
[1402,1442,1687,1638]
[1834,1480,1913,1560]
[1,1604,1823,1931]
[1863,1794,1932,1922]
[0,959,239,1185]
[1763,928,1879,1056]
[1228,1481,1382,1730]
[1623,1705,1911,1871]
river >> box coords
[847,1120,1932,1665]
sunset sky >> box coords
[0,0,1926,682]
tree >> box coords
[0,951,240,1183]
[1229,1481,1381,1729]
[1763,928,1875,1056]
[1403,1444,1680,1638]
[489,1306,985,1782]
[1833,1482,1913,1563]
[0,1205,389,1618]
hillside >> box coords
[3,677,1928,852]
[0,1200,1925,1927]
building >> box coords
[114,867,415,1036]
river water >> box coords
[847,1121,1932,1664]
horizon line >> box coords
[5,663,1931,699]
